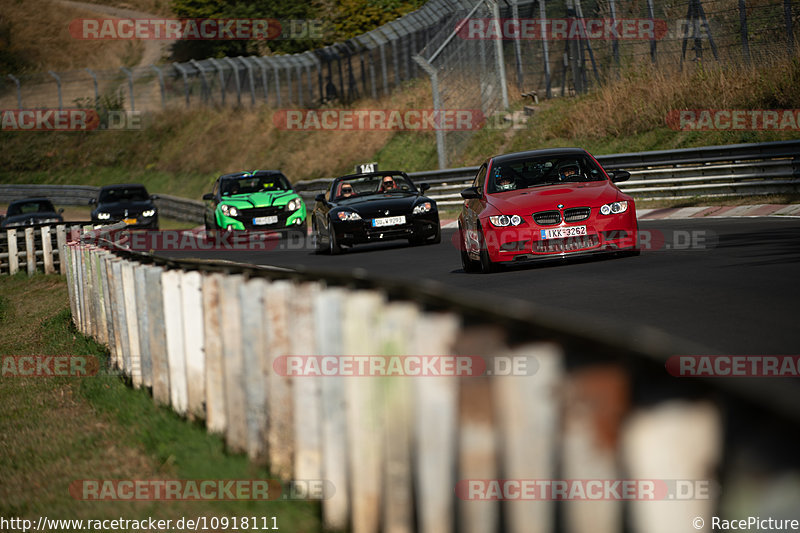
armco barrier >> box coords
[62,225,800,532]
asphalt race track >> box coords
[163,217,800,356]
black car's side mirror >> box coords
[202,193,214,201]
[150,194,160,200]
[88,198,97,205]
[58,208,64,215]
[460,186,481,200]
[315,193,327,203]
[419,183,430,193]
[611,170,631,183]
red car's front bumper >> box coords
[480,210,639,263]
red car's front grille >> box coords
[533,234,600,253]
[564,207,591,222]
[532,210,561,225]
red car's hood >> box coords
[487,181,622,212]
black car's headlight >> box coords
[220,204,239,217]
[413,202,432,215]
[489,214,523,227]
[599,201,628,215]
[97,212,111,220]
[142,209,156,217]
[337,210,361,221]
[287,198,302,211]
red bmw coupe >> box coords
[458,148,639,273]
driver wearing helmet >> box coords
[558,162,581,181]
[495,169,516,191]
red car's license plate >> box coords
[540,225,587,239]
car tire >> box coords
[459,225,480,273]
[312,219,326,254]
[478,226,497,274]
[329,221,342,255]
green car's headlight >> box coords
[287,198,302,211]
[220,204,239,217]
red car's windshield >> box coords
[488,155,607,193]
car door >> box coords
[204,178,220,228]
[463,163,488,255]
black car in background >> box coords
[90,184,159,229]
[0,198,64,229]
[311,170,440,254]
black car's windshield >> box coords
[221,174,290,196]
[333,174,415,200]
[7,200,56,216]
[487,154,607,194]
[99,187,149,203]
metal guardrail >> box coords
[4,141,799,224]
[61,222,800,532]
[0,185,205,223]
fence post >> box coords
[120,67,135,112]
[163,269,188,414]
[110,259,128,371]
[56,225,67,274]
[223,57,242,106]
[41,226,54,274]
[202,273,226,432]
[220,274,246,451]
[121,260,142,387]
[99,252,115,357]
[150,65,166,108]
[173,63,191,107]
[343,290,385,533]
[622,402,722,532]
[240,277,268,460]
[85,68,99,103]
[8,229,19,275]
[291,282,322,481]
[265,279,293,478]
[412,312,460,533]
[7,74,22,109]
[785,0,795,52]
[64,243,77,324]
[145,265,170,405]
[92,251,108,345]
[414,56,446,169]
[48,71,62,110]
[314,287,349,530]
[561,365,628,533]
[378,301,419,533]
[25,227,35,275]
[492,343,563,533]
[134,263,152,389]
[181,270,205,420]
[103,256,121,369]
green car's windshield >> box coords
[221,174,291,196]
[487,154,607,194]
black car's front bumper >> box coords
[92,216,159,230]
[332,213,439,246]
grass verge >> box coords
[0,274,322,531]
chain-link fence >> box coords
[415,0,800,167]
[2,0,798,165]
[0,0,480,113]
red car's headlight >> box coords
[599,201,629,215]
[489,214,523,227]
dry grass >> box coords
[2,0,146,73]
[546,56,800,140]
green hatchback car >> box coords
[202,170,307,236]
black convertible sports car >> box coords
[311,171,440,254]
